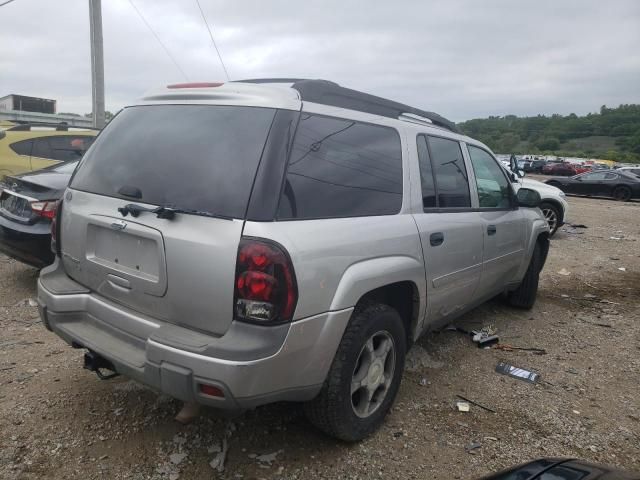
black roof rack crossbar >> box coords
[7,122,100,132]
[290,79,459,133]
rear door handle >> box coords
[487,225,497,236]
[430,232,444,246]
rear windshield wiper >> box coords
[118,203,233,221]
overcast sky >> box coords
[1,0,639,121]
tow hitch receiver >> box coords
[83,351,120,380]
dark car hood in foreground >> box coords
[480,458,640,480]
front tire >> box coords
[508,242,542,309]
[304,303,406,442]
[539,202,561,236]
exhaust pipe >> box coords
[83,350,120,380]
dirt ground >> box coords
[1,194,639,480]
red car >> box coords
[542,162,577,176]
[573,165,592,174]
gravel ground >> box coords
[1,195,639,480]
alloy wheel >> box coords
[542,206,558,233]
[350,331,396,418]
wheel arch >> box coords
[329,256,425,344]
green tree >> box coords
[536,137,560,150]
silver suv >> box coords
[37,79,550,441]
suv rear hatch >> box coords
[61,104,278,336]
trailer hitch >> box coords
[83,351,120,380]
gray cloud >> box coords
[1,0,638,121]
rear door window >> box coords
[427,136,471,208]
[277,113,403,219]
[48,136,92,162]
[70,105,276,219]
[31,138,53,159]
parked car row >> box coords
[521,158,617,176]
[34,79,551,441]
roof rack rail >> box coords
[7,122,100,132]
[233,78,459,133]
[233,78,311,84]
[291,79,459,133]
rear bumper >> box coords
[37,259,352,409]
[0,223,53,268]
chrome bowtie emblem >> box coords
[110,220,127,230]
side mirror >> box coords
[516,169,525,178]
[516,188,541,208]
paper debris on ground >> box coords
[495,361,539,383]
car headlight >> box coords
[558,191,566,197]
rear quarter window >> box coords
[9,139,33,156]
[277,113,403,220]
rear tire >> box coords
[613,186,631,202]
[539,202,560,236]
[508,242,542,309]
[304,303,406,442]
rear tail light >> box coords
[234,237,297,324]
[30,200,57,219]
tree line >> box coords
[458,104,640,163]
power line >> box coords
[0,0,17,7]
[127,0,189,81]
[194,0,230,81]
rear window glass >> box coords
[71,105,276,218]
[277,113,402,220]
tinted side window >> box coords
[583,172,606,181]
[427,136,470,208]
[468,145,512,208]
[416,135,436,208]
[32,138,52,159]
[48,136,91,162]
[277,114,403,219]
[9,139,33,156]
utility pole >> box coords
[89,0,105,128]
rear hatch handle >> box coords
[118,203,233,221]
